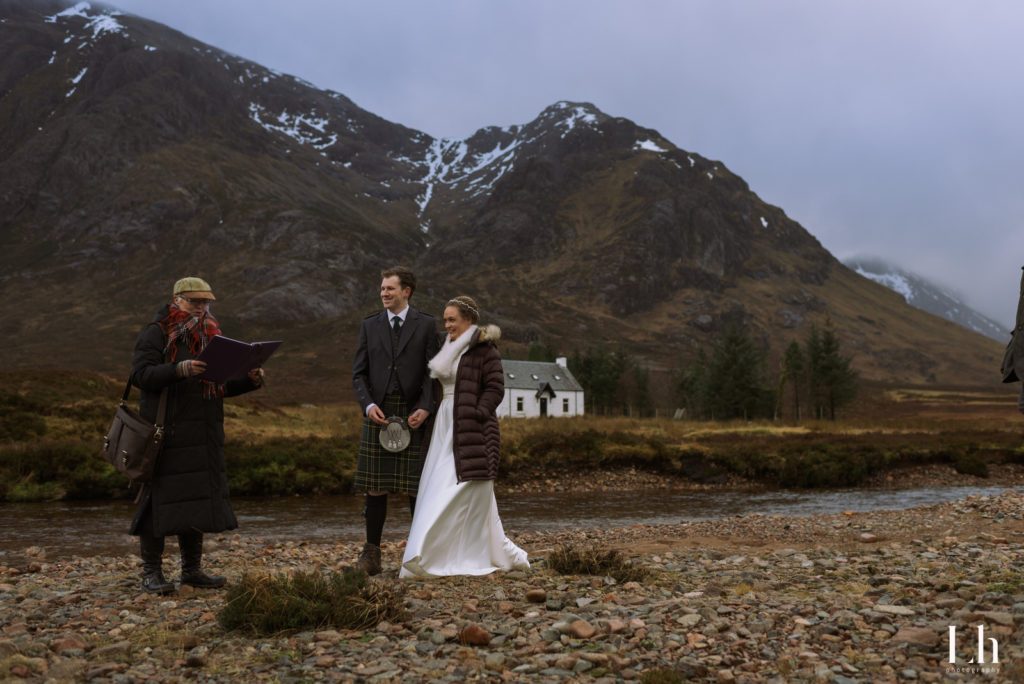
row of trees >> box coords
[533,317,859,420]
[676,318,858,420]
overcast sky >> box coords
[108,0,1024,329]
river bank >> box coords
[2,488,1024,682]
[497,462,1024,494]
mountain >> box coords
[844,257,1009,343]
[0,0,1004,400]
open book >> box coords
[196,335,282,383]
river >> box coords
[0,484,1016,561]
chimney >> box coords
[555,357,567,368]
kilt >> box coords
[354,393,426,494]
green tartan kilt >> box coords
[354,393,426,495]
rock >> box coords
[314,630,343,644]
[891,627,940,647]
[49,635,88,653]
[978,611,1015,626]
[525,589,547,603]
[569,619,596,639]
[92,641,132,659]
[602,618,629,633]
[874,604,915,616]
[186,645,208,667]
[859,533,879,543]
[573,659,594,673]
[459,625,491,646]
[677,613,702,627]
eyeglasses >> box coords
[177,296,212,305]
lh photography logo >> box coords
[947,625,1002,676]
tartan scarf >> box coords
[159,303,225,398]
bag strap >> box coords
[120,377,169,428]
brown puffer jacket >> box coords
[452,325,504,481]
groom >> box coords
[351,266,439,574]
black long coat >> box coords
[129,305,259,537]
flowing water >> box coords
[0,485,1016,561]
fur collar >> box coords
[428,324,502,380]
[429,324,477,380]
[477,324,500,344]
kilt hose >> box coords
[354,392,426,495]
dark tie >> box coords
[392,317,401,333]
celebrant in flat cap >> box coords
[351,266,439,575]
[129,277,264,594]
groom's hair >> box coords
[381,266,416,297]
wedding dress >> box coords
[400,327,529,578]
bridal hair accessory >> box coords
[380,416,412,452]
[446,297,479,321]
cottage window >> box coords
[563,398,569,412]
[516,397,524,412]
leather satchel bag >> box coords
[102,378,168,483]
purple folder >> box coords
[196,335,282,383]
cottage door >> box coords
[540,398,548,416]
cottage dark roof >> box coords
[499,360,584,392]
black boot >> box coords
[179,531,226,588]
[140,534,175,595]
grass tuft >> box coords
[640,668,688,684]
[217,569,405,636]
[547,544,649,583]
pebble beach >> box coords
[2,480,1024,682]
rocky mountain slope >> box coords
[844,257,1008,343]
[0,0,1004,399]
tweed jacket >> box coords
[1001,266,1024,383]
[451,325,504,481]
[353,307,438,414]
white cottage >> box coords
[496,357,585,418]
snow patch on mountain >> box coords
[414,133,525,216]
[248,104,337,150]
[46,2,127,40]
[635,139,667,153]
[854,268,914,302]
[848,257,1007,342]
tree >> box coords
[569,347,629,414]
[675,348,709,419]
[781,340,805,420]
[815,319,859,419]
[618,361,652,417]
[704,323,774,420]
[527,341,558,362]
[800,318,858,419]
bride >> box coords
[400,296,529,578]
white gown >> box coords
[400,339,529,578]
